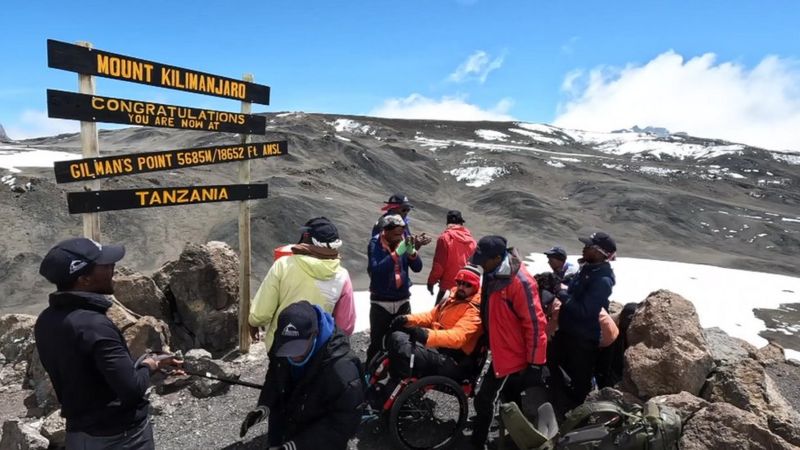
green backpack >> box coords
[500,399,681,450]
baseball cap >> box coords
[578,232,617,254]
[299,217,340,246]
[385,193,413,209]
[446,210,465,224]
[470,235,508,265]
[273,301,319,358]
[544,246,568,261]
[39,237,125,286]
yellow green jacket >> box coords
[249,254,355,351]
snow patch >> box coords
[602,163,626,171]
[446,166,508,187]
[550,156,581,162]
[772,152,800,165]
[782,218,800,223]
[514,122,559,134]
[638,166,681,177]
[475,129,509,141]
[546,161,565,168]
[335,135,351,142]
[507,128,566,145]
[329,118,376,135]
[560,129,745,160]
[0,147,78,173]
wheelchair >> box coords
[362,340,488,450]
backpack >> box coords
[500,399,681,450]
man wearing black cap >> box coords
[35,238,182,449]
[426,210,477,305]
[549,231,617,414]
[240,301,364,450]
[250,217,355,352]
[367,193,431,276]
[468,236,549,449]
[544,246,577,283]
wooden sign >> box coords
[47,39,270,104]
[67,183,269,213]
[47,90,267,134]
[54,141,288,183]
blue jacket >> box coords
[368,235,422,301]
[556,262,615,344]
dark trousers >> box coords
[387,331,462,380]
[65,419,154,450]
[435,288,447,305]
[471,363,539,449]
[267,413,286,447]
[367,301,411,363]
[548,331,599,416]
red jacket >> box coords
[427,225,477,290]
[481,250,548,377]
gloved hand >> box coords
[427,283,435,295]
[522,364,548,388]
[390,315,408,330]
[396,238,409,256]
[407,327,429,345]
[240,406,269,438]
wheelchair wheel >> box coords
[388,375,468,450]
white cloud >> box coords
[5,110,79,140]
[448,50,505,84]
[369,93,515,121]
[554,51,800,151]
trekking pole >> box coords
[182,368,264,390]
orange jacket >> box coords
[405,288,483,355]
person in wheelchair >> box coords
[386,264,484,382]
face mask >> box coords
[287,337,317,366]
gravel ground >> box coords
[766,360,800,413]
[151,332,477,450]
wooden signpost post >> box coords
[47,40,284,351]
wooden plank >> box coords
[77,41,101,241]
[47,39,270,104]
[47,90,267,135]
[66,184,268,214]
[238,73,254,352]
[53,140,288,183]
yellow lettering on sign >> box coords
[96,54,153,82]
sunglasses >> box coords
[456,280,475,288]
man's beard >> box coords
[455,289,467,300]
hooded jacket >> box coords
[34,291,150,435]
[368,233,423,301]
[249,254,355,352]
[405,287,483,356]
[556,261,616,344]
[258,306,364,450]
[480,249,548,377]
[427,225,477,291]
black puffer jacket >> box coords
[34,291,150,435]
[258,328,364,450]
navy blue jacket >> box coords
[368,235,422,301]
[34,292,150,435]
[556,262,615,344]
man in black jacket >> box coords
[549,231,617,414]
[240,301,364,450]
[35,237,182,449]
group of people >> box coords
[33,192,624,450]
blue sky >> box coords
[3,1,800,150]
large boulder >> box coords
[623,290,713,398]
[40,409,66,448]
[155,242,239,354]
[680,403,794,450]
[703,327,758,366]
[702,358,772,421]
[0,314,36,365]
[756,341,786,366]
[649,391,709,423]
[0,419,49,450]
[183,349,240,398]
[106,301,139,332]
[123,316,171,359]
[0,314,36,388]
[23,350,58,417]
[114,271,170,322]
